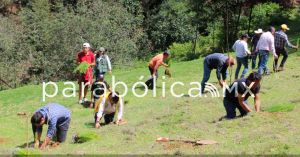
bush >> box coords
[6,0,146,85]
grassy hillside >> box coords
[1,47,300,155]
[1,10,300,155]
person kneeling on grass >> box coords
[94,92,124,128]
[223,72,261,119]
[90,74,111,108]
[31,103,71,149]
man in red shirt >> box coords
[145,50,170,89]
[77,43,95,104]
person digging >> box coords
[223,72,262,119]
[201,53,235,94]
[31,103,71,149]
[94,91,124,128]
[145,50,170,90]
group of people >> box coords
[30,24,297,149]
[200,24,297,120]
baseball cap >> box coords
[99,47,105,52]
[241,34,250,39]
[281,24,290,30]
[83,43,91,48]
[164,50,171,55]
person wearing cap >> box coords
[232,34,251,79]
[90,74,111,108]
[274,24,298,71]
[145,50,170,90]
[94,47,112,79]
[94,91,124,128]
[256,27,278,75]
[223,72,261,119]
[77,43,95,104]
[251,29,263,69]
[201,53,235,94]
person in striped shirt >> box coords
[274,24,298,71]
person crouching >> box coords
[94,92,124,128]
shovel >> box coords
[156,137,217,145]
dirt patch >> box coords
[0,137,8,144]
[290,98,300,104]
[260,112,284,118]
[163,142,196,150]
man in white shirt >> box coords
[232,34,251,79]
[256,27,278,75]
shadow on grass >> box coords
[81,101,91,108]
[84,122,109,129]
[17,141,35,148]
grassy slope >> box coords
[1,16,300,157]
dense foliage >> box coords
[0,0,298,90]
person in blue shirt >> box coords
[201,53,235,93]
[31,103,71,149]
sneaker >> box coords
[278,67,284,71]
[264,72,270,76]
[78,100,83,104]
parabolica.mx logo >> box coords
[41,75,255,101]
[204,83,220,97]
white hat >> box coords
[83,43,91,48]
[99,47,105,52]
[254,29,263,34]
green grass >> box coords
[265,104,295,113]
[1,11,300,156]
[1,51,300,155]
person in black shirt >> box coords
[223,72,262,119]
[90,74,110,108]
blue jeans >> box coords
[258,50,270,75]
[223,99,248,119]
[201,60,211,93]
[235,56,249,79]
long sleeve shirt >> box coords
[232,40,250,58]
[96,97,124,121]
[275,30,295,49]
[32,103,71,139]
[205,53,229,80]
[256,31,276,56]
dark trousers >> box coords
[251,52,261,69]
[223,99,248,119]
[274,48,288,69]
[94,112,115,124]
[145,66,158,89]
[55,117,71,142]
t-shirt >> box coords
[224,78,260,103]
[91,80,110,98]
[76,51,95,82]
[232,40,250,58]
[149,54,164,69]
[205,53,229,80]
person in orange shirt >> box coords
[145,50,170,89]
